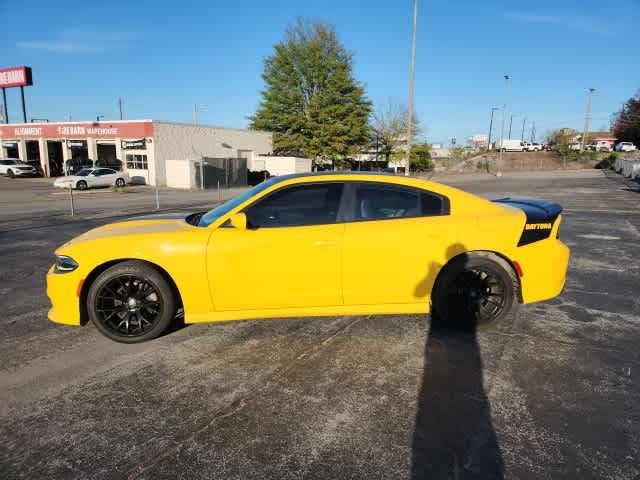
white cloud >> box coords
[503,12,612,36]
[17,29,137,53]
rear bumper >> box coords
[46,265,82,326]
[516,239,570,304]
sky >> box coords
[1,0,638,145]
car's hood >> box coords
[62,217,193,247]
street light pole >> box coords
[498,74,510,165]
[487,107,498,150]
[521,117,526,142]
[404,0,418,177]
[581,88,595,151]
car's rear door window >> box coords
[245,182,344,227]
[352,183,449,221]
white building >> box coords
[0,119,274,186]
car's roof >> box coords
[270,171,400,182]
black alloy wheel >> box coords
[7,169,14,178]
[444,269,506,325]
[88,261,176,343]
[432,254,517,331]
[77,180,88,190]
[115,178,125,188]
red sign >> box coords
[0,66,33,88]
[0,121,154,139]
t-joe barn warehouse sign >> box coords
[0,66,34,124]
[0,121,154,139]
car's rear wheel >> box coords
[115,178,125,188]
[87,261,176,343]
[432,253,518,332]
[7,169,14,178]
[76,180,88,190]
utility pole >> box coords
[1,88,8,124]
[508,114,517,139]
[498,75,510,166]
[193,104,198,125]
[521,117,526,142]
[530,121,536,143]
[581,88,595,151]
[118,97,123,120]
[404,0,418,177]
[487,107,498,150]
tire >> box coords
[431,253,518,332]
[87,261,177,343]
[77,180,88,190]
[115,178,125,188]
[7,169,14,178]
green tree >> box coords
[249,19,372,168]
[612,90,640,147]
[547,128,577,162]
[409,142,432,171]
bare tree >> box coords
[371,99,422,162]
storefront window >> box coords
[126,154,148,170]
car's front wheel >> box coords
[432,253,518,332]
[87,261,177,343]
[115,178,125,188]
[76,180,88,190]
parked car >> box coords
[523,142,542,152]
[0,158,39,177]
[595,141,613,152]
[497,139,525,152]
[569,143,582,151]
[46,172,570,343]
[615,142,637,152]
[53,168,129,190]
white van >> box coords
[497,139,525,152]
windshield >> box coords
[75,169,93,177]
[198,178,278,227]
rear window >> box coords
[353,183,449,221]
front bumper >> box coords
[13,170,38,176]
[46,265,82,326]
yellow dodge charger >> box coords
[47,173,569,342]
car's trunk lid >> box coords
[493,198,562,246]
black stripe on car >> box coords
[493,198,562,246]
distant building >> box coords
[0,120,272,186]
[467,134,488,150]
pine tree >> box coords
[249,19,372,167]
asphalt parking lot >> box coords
[1,170,639,479]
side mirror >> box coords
[229,212,247,230]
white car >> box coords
[595,141,613,152]
[523,142,542,152]
[53,168,129,190]
[0,158,38,177]
[615,142,637,152]
[497,139,525,152]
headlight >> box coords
[54,255,78,273]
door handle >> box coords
[313,240,338,247]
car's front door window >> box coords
[245,183,344,227]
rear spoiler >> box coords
[493,198,563,246]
